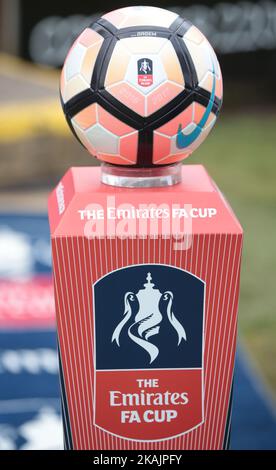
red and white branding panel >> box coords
[49,166,243,449]
[95,370,203,440]
[92,263,205,441]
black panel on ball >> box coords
[92,36,117,90]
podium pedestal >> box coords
[48,165,243,450]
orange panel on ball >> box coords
[61,75,88,103]
[97,153,136,165]
[105,42,131,88]
[73,104,97,130]
[199,72,223,102]
[78,28,103,47]
[147,82,183,116]
[156,104,193,137]
[154,152,190,165]
[193,103,206,125]
[120,132,138,164]
[81,41,104,84]
[98,107,135,136]
[205,112,216,129]
[153,133,171,163]
[215,77,223,100]
[160,42,184,87]
[108,83,145,116]
[198,72,213,94]
[72,124,97,156]
[184,26,205,45]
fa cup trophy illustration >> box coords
[111,272,187,365]
[49,6,243,449]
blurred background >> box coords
[0,0,275,450]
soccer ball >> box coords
[60,6,223,166]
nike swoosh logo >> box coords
[176,66,216,149]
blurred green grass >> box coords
[192,113,276,393]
